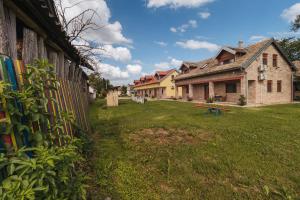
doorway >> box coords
[204,84,209,100]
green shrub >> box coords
[0,59,89,199]
[239,95,247,106]
[0,140,88,200]
[206,97,214,103]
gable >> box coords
[241,39,294,70]
[216,50,235,63]
[264,44,292,71]
[160,70,178,85]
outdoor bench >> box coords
[195,103,230,116]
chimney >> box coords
[238,41,244,48]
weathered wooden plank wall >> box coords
[0,3,91,150]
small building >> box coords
[127,84,134,96]
[175,39,295,105]
[112,86,122,96]
[133,69,182,99]
[293,61,300,100]
[89,86,96,101]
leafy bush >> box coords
[206,97,214,103]
[0,59,89,199]
[239,95,247,106]
[0,140,88,200]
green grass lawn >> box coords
[88,100,300,200]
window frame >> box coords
[277,80,282,92]
[263,53,268,65]
[267,80,273,93]
[171,75,175,81]
[226,82,237,93]
[273,54,278,68]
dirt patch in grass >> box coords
[128,128,213,145]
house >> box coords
[127,84,134,96]
[293,61,300,100]
[133,69,182,99]
[174,39,295,105]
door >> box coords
[204,84,209,100]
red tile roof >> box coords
[155,69,173,76]
[134,69,176,87]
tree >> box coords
[54,0,104,65]
[121,85,127,96]
[88,72,112,98]
[292,15,300,32]
[277,38,300,61]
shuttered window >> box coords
[273,54,278,68]
[263,53,268,65]
[267,80,272,93]
[277,80,282,92]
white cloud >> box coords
[126,64,142,75]
[281,3,300,22]
[96,63,129,80]
[249,35,267,41]
[101,45,132,62]
[58,0,131,45]
[198,11,211,19]
[170,20,198,33]
[92,60,143,85]
[147,0,214,8]
[176,40,220,51]
[268,31,300,39]
[155,41,168,47]
[133,60,143,65]
[154,57,182,70]
[170,27,177,33]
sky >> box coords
[61,0,300,85]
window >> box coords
[267,80,272,93]
[263,53,268,65]
[186,85,189,94]
[273,54,278,68]
[223,59,231,65]
[171,75,175,81]
[226,83,237,93]
[296,82,300,91]
[277,80,282,92]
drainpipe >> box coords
[241,67,248,105]
[292,74,294,102]
[245,72,248,105]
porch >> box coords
[136,87,167,99]
[294,77,300,101]
[175,76,245,104]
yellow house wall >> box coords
[160,71,182,98]
[134,83,160,90]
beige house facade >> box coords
[175,39,295,105]
[294,61,300,100]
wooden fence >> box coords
[0,0,90,151]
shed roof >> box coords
[9,0,93,70]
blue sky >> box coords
[66,0,300,85]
